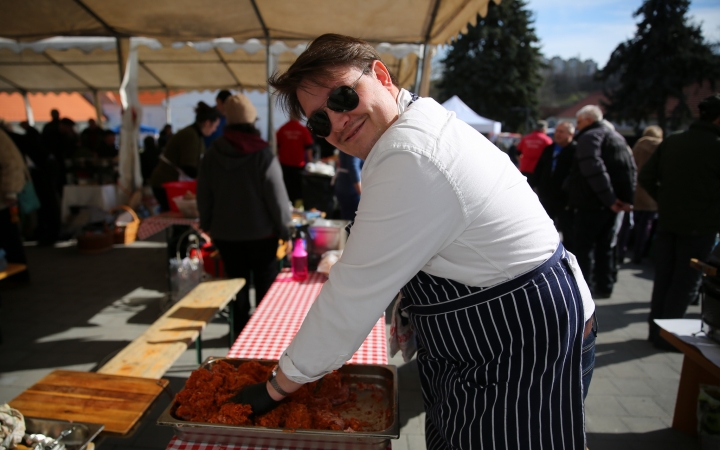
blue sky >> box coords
[528,0,720,67]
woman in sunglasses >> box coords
[234,34,596,450]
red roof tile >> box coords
[0,92,97,122]
[666,80,719,118]
[552,91,608,119]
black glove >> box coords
[228,382,281,416]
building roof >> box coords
[550,81,719,123]
[666,79,718,118]
[0,91,97,122]
[553,91,608,119]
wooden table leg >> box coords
[673,354,720,435]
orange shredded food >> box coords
[173,361,374,431]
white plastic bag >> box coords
[388,292,417,362]
[0,403,25,450]
[169,234,203,303]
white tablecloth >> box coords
[655,318,720,367]
[61,184,118,221]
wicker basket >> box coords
[112,205,140,245]
[77,227,114,254]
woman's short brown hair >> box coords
[269,34,397,120]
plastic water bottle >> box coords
[291,238,309,281]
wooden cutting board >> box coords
[9,370,169,437]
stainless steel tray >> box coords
[157,357,399,449]
[24,417,104,450]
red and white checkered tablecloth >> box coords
[137,213,200,240]
[228,270,387,364]
[165,270,390,450]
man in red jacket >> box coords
[517,120,552,184]
[276,116,315,204]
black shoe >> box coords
[594,291,612,299]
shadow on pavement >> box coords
[0,243,167,374]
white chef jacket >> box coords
[279,89,595,383]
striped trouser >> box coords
[401,245,586,450]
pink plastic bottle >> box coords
[291,238,309,281]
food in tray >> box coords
[173,360,389,432]
[182,191,196,200]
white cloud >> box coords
[538,22,636,67]
[529,0,720,67]
[689,7,720,41]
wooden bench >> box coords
[0,263,28,344]
[660,327,720,435]
[97,278,244,379]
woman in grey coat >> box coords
[197,93,291,335]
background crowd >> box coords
[1,89,719,347]
[513,94,720,350]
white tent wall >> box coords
[139,105,166,134]
[441,95,502,135]
[164,90,289,142]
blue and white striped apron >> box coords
[401,244,586,450]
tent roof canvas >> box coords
[0,0,498,45]
[0,0,498,93]
[441,95,501,134]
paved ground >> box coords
[0,238,703,449]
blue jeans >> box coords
[582,316,597,400]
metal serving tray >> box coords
[24,417,104,450]
[157,357,399,450]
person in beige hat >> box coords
[197,93,291,335]
[223,92,258,124]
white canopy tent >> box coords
[0,0,500,98]
[1,0,498,45]
[0,0,500,204]
[0,38,420,94]
[442,95,501,135]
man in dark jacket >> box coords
[640,94,720,348]
[532,121,577,251]
[569,105,635,298]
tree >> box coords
[438,0,544,133]
[597,0,720,132]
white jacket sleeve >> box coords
[279,149,466,383]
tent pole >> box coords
[93,90,103,127]
[418,44,435,97]
[165,89,172,125]
[116,37,130,86]
[413,44,425,94]
[22,91,35,126]
[266,39,276,154]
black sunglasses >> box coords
[306,67,367,138]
